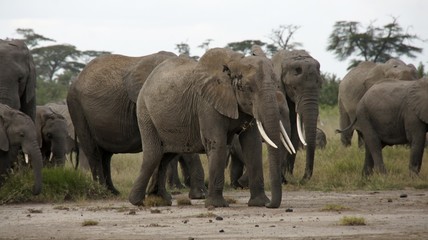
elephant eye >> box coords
[294,67,302,76]
[46,133,52,139]
[19,132,25,138]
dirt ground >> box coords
[1,189,427,240]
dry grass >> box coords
[82,219,99,226]
[339,216,366,226]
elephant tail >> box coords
[335,118,357,134]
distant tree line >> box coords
[10,17,425,106]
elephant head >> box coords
[36,106,68,166]
[364,58,418,89]
[0,39,36,121]
[0,104,43,194]
[271,49,322,181]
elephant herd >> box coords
[0,38,426,209]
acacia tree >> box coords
[269,24,302,53]
[327,17,423,69]
[15,28,110,104]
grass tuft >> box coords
[339,216,366,226]
[82,220,99,226]
[143,195,170,207]
[321,204,350,212]
[176,197,192,206]
[0,167,110,204]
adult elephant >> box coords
[67,51,206,199]
[129,48,295,208]
[338,59,417,146]
[343,78,428,176]
[36,105,69,167]
[0,39,36,121]
[0,103,43,194]
[271,49,323,182]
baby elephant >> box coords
[36,106,69,167]
[351,78,428,176]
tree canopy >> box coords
[14,28,110,104]
[327,17,423,69]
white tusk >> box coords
[49,152,53,162]
[297,114,307,146]
[25,154,29,164]
[280,134,293,154]
[256,120,278,149]
[279,121,296,154]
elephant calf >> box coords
[36,106,69,167]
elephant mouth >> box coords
[256,119,295,154]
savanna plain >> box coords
[1,106,427,239]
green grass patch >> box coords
[339,216,366,226]
[143,195,170,207]
[0,167,111,204]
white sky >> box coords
[1,0,427,78]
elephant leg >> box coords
[101,152,119,195]
[362,144,375,176]
[167,156,184,189]
[204,144,229,208]
[129,147,164,206]
[186,154,207,199]
[339,100,353,147]
[237,169,249,189]
[179,155,192,187]
[147,153,176,205]
[409,132,426,175]
[239,127,269,207]
[229,153,245,189]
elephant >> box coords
[35,106,69,167]
[166,154,193,189]
[270,49,323,182]
[340,78,428,176]
[129,48,295,208]
[0,103,43,194]
[338,59,418,147]
[67,51,207,199]
[45,101,89,170]
[0,39,37,122]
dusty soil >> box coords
[1,190,427,240]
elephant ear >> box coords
[407,78,428,124]
[195,69,238,119]
[0,116,9,151]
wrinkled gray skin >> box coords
[0,104,43,194]
[67,52,206,199]
[45,101,89,170]
[0,39,36,122]
[349,78,428,176]
[271,50,322,182]
[130,48,289,208]
[166,154,193,189]
[338,59,417,147]
[36,106,69,167]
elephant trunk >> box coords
[256,88,285,208]
[22,142,43,195]
[50,139,67,166]
[297,90,319,181]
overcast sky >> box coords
[1,0,427,78]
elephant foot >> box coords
[108,185,120,196]
[265,200,280,208]
[189,187,207,199]
[230,181,244,189]
[129,191,145,206]
[205,196,229,208]
[248,193,270,207]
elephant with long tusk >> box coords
[129,48,293,208]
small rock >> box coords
[219,229,225,233]
[400,193,408,198]
[387,198,393,202]
[285,208,293,212]
[183,220,189,224]
[207,206,215,211]
[215,216,223,221]
[188,237,195,240]
[255,225,259,227]
[150,209,161,214]
[128,210,136,215]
